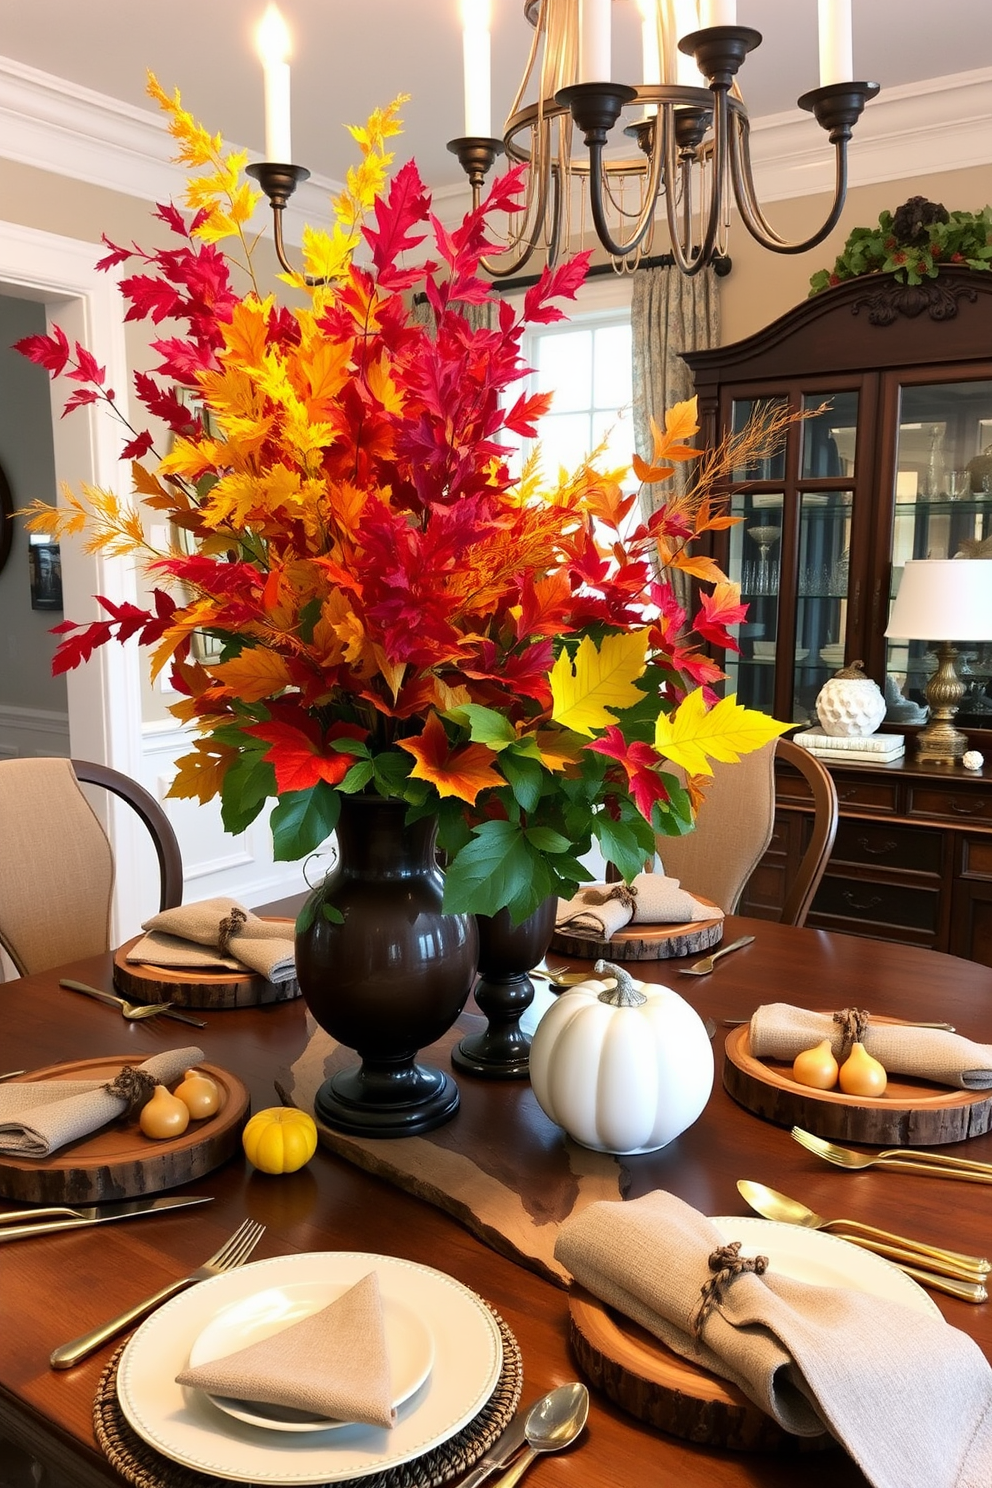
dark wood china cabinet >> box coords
[684,269,992,966]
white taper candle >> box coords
[699,0,736,25]
[256,5,292,162]
[818,0,853,86]
[578,0,612,83]
[461,0,492,138]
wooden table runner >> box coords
[279,1012,625,1288]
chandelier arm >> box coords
[662,116,706,276]
[477,120,560,277]
[729,116,849,253]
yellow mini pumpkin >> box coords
[242,1107,318,1174]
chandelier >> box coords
[444,0,879,277]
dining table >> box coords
[3,912,992,1488]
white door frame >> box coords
[0,219,148,939]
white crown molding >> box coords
[0,54,341,246]
[432,67,992,230]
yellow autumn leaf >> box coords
[653,690,790,777]
[550,630,649,737]
[168,738,238,805]
[209,649,294,703]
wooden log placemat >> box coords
[279,1016,626,1288]
[114,920,300,1009]
[567,1288,833,1454]
[723,1020,992,1145]
[550,903,723,962]
[0,1056,249,1205]
[94,1308,522,1488]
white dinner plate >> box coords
[117,1252,503,1484]
[188,1280,435,1433]
[709,1217,942,1318]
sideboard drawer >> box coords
[830,819,942,876]
[828,775,900,814]
[813,875,940,933]
[907,786,992,824]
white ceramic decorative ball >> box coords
[963,750,984,771]
[815,663,886,737]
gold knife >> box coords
[0,1195,211,1242]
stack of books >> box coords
[793,727,905,763]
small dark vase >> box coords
[296,796,479,1137]
[451,895,556,1080]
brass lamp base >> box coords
[916,641,968,764]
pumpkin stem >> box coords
[593,959,647,1008]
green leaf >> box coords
[328,736,371,757]
[295,896,318,934]
[297,597,322,644]
[270,781,341,861]
[499,751,545,813]
[447,703,517,751]
[442,819,538,917]
[593,813,651,881]
[321,902,344,925]
[220,751,276,835]
[338,760,374,794]
[371,751,412,797]
[524,825,572,854]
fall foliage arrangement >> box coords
[18,79,786,923]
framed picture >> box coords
[28,539,63,610]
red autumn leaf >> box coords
[61,388,100,415]
[523,251,591,325]
[364,158,430,277]
[120,429,155,461]
[14,326,71,376]
[245,718,357,794]
[152,202,193,238]
[133,371,198,431]
[67,344,106,385]
[151,335,217,381]
[586,725,671,823]
[95,235,136,271]
[503,390,553,439]
[120,274,182,325]
[396,713,503,805]
[693,581,748,652]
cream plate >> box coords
[710,1217,942,1318]
[117,1252,502,1484]
[188,1280,435,1433]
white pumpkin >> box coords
[529,960,714,1155]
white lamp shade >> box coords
[885,559,992,642]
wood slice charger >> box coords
[114,917,299,1009]
[0,1056,249,1205]
[568,1287,831,1453]
[723,1020,992,1146]
[551,900,723,962]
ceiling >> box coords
[1,1,990,192]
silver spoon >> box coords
[492,1382,589,1488]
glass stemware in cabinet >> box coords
[747,526,780,595]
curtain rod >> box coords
[413,251,731,305]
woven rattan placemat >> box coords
[94,1308,522,1488]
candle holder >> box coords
[452,897,556,1080]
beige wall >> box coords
[717,162,992,346]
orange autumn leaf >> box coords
[397,713,503,804]
[209,648,294,702]
[169,737,239,803]
[671,551,728,585]
[652,397,700,462]
[632,451,675,485]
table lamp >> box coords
[884,559,992,764]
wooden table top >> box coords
[3,917,992,1488]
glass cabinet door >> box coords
[723,390,859,725]
[885,378,992,728]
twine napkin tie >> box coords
[749,1002,992,1090]
[126,898,295,984]
[0,1047,204,1158]
[176,1271,396,1429]
[555,1191,992,1488]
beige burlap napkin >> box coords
[0,1047,204,1158]
[556,875,721,939]
[749,1003,992,1091]
[555,1191,992,1488]
[127,898,295,984]
[176,1271,395,1429]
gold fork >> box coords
[49,1217,265,1369]
[792,1126,992,1182]
[678,935,756,976]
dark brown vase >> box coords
[295,796,478,1137]
[451,896,556,1079]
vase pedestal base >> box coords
[313,1058,460,1138]
[451,973,534,1080]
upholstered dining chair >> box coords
[0,756,183,977]
[653,736,839,927]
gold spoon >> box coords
[737,1179,990,1279]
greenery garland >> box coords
[809,196,992,295]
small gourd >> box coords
[242,1107,318,1174]
[838,1041,887,1097]
[792,1039,839,1090]
[815,661,886,737]
[528,959,714,1155]
[174,1069,221,1120]
[139,1083,190,1140]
